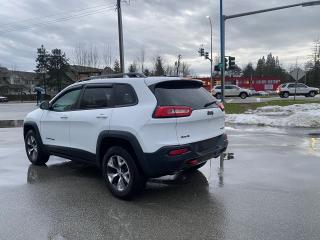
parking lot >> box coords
[0,125,319,240]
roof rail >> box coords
[77,72,146,82]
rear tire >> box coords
[102,146,146,200]
[309,91,316,97]
[24,130,49,165]
[282,92,289,98]
[215,93,221,99]
[240,92,248,99]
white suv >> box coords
[277,83,319,98]
[213,85,251,99]
[23,74,228,199]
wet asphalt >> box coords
[0,126,319,240]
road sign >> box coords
[290,68,305,81]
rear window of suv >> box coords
[153,80,217,110]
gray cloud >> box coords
[0,0,319,74]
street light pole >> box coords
[207,16,213,91]
[220,0,320,103]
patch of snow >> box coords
[226,103,320,128]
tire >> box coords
[24,130,49,165]
[240,92,248,99]
[215,93,221,99]
[282,92,289,98]
[102,146,146,200]
[184,162,207,172]
[309,91,316,97]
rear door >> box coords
[153,80,225,145]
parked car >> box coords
[257,91,269,96]
[23,74,228,199]
[213,85,252,99]
[277,83,319,98]
[0,96,8,102]
[249,88,258,96]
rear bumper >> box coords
[142,134,228,178]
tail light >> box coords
[168,148,190,156]
[153,106,193,118]
[217,102,225,111]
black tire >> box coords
[24,130,49,165]
[184,162,207,172]
[215,93,222,99]
[309,91,316,97]
[102,146,146,200]
[240,92,248,99]
[282,92,289,98]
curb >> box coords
[0,120,23,128]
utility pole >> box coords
[220,0,225,103]
[117,0,125,74]
[207,16,214,91]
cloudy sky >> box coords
[0,0,319,75]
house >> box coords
[0,67,38,95]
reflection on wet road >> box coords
[0,126,319,240]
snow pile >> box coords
[226,103,320,128]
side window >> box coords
[215,86,221,89]
[288,84,295,88]
[51,89,81,112]
[80,87,113,110]
[115,84,137,106]
[298,83,307,88]
[225,86,232,90]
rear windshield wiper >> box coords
[204,101,216,108]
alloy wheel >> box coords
[26,135,38,161]
[106,155,131,192]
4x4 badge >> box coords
[207,111,214,116]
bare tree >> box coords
[137,48,145,73]
[73,43,101,70]
[103,44,114,73]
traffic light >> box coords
[205,52,209,60]
[225,58,229,71]
[214,64,220,72]
[198,48,204,57]
[229,56,236,70]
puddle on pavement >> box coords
[0,120,23,128]
[306,133,320,155]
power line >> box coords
[0,3,116,34]
[1,2,115,29]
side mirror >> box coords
[40,101,50,110]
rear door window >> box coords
[114,84,138,107]
[80,86,113,110]
[153,80,217,110]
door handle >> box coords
[60,116,68,119]
[96,115,108,119]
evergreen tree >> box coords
[256,56,266,77]
[128,63,137,73]
[242,63,255,77]
[143,68,150,76]
[154,56,165,76]
[47,49,70,92]
[35,45,49,92]
[113,60,121,73]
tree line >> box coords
[35,44,193,92]
[237,40,320,87]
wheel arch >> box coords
[96,131,147,174]
[23,121,44,146]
